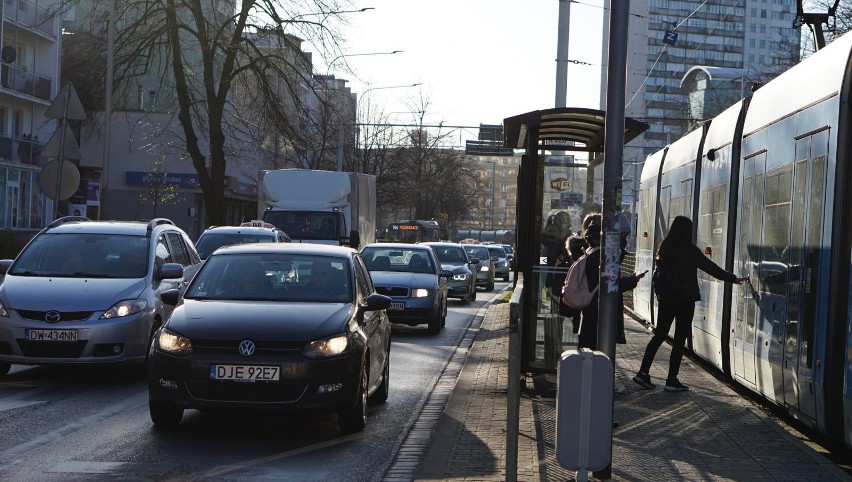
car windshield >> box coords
[263,211,341,241]
[487,247,506,258]
[429,246,467,264]
[195,232,275,259]
[463,245,489,262]
[362,247,436,274]
[184,253,352,303]
[9,233,149,278]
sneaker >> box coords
[632,372,656,389]
[664,379,689,392]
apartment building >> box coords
[0,0,60,236]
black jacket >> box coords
[662,244,737,302]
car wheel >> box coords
[486,280,495,292]
[339,362,368,433]
[0,362,10,377]
[427,309,442,334]
[466,286,477,304]
[369,357,389,404]
[149,399,184,428]
[503,274,510,282]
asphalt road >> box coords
[0,281,510,482]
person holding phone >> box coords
[633,215,747,392]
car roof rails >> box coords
[47,216,92,229]
[146,218,175,235]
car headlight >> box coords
[304,334,349,358]
[452,274,469,281]
[156,328,193,355]
[101,299,148,319]
[0,300,7,317]
[411,288,431,298]
[480,266,490,272]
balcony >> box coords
[0,134,45,165]
[0,64,52,100]
[3,0,57,39]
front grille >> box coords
[16,340,87,358]
[16,310,93,322]
[186,381,307,403]
[190,339,305,356]
[375,286,408,297]
[0,342,11,355]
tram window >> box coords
[801,153,826,369]
[760,167,792,295]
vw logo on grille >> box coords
[44,311,61,323]
[238,339,256,356]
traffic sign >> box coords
[45,82,86,120]
[40,123,81,160]
[39,159,80,201]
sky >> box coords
[310,0,607,144]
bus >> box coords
[385,220,441,243]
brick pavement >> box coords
[402,296,851,482]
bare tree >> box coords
[65,0,355,225]
[389,94,485,230]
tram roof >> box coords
[502,107,648,153]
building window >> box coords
[0,107,6,135]
[13,110,22,137]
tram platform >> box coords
[400,297,851,481]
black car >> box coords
[421,242,477,304]
[147,243,392,433]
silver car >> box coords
[0,217,202,376]
[487,245,511,282]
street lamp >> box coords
[326,50,403,74]
[487,161,496,230]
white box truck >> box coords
[258,169,376,248]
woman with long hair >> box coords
[633,215,747,392]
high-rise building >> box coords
[612,0,801,215]
[622,0,800,158]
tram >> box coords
[634,30,852,449]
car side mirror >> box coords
[349,230,360,249]
[160,288,181,306]
[157,262,184,281]
[0,259,12,275]
[363,293,391,311]
[469,257,480,265]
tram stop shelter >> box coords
[503,107,648,372]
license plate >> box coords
[210,364,280,381]
[389,302,405,311]
[26,329,78,342]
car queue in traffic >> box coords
[0,216,512,434]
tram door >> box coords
[734,153,765,386]
[781,133,827,419]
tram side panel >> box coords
[634,148,667,324]
[692,101,745,373]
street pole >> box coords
[596,2,629,480]
[100,0,114,220]
[491,162,496,230]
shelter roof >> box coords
[502,107,648,153]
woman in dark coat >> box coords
[576,213,644,350]
[633,215,747,392]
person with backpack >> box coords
[575,213,645,350]
[633,215,748,392]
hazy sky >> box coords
[311,0,606,144]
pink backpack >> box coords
[561,247,600,309]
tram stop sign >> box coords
[39,159,80,201]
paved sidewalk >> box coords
[403,298,851,482]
